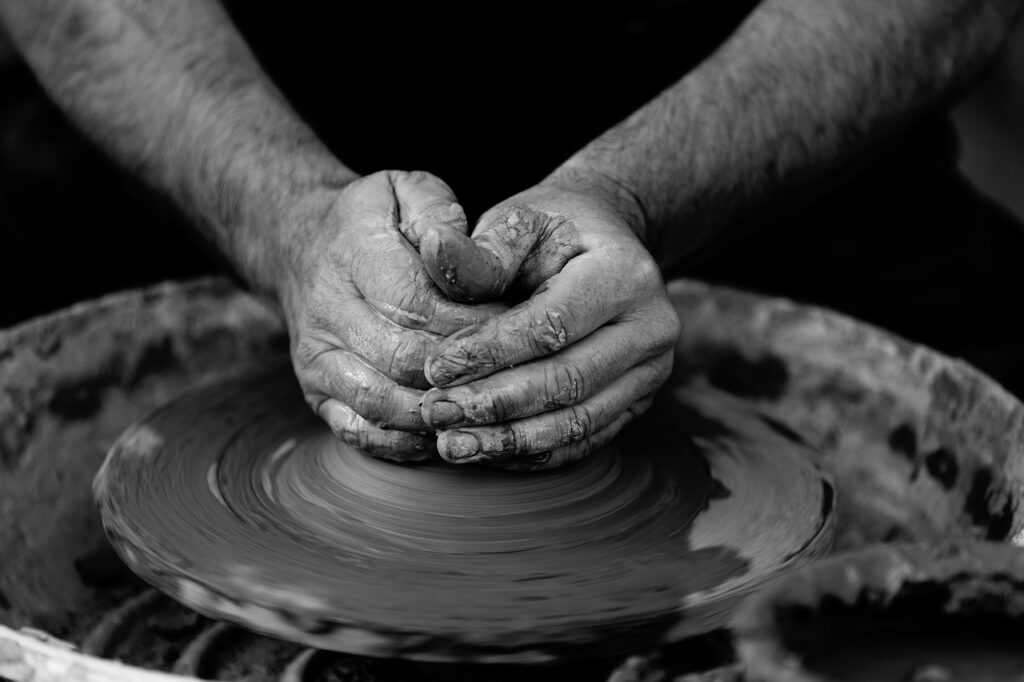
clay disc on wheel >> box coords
[94,365,834,662]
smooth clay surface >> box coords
[93,365,834,663]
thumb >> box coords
[389,170,470,247]
[419,205,545,303]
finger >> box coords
[348,236,504,335]
[352,264,505,338]
[424,253,659,387]
[296,346,428,431]
[419,204,556,302]
[347,174,504,335]
[486,402,646,472]
[315,397,435,462]
[417,213,527,302]
[304,290,443,387]
[387,170,470,247]
[435,356,670,463]
[421,322,674,428]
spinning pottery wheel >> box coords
[5,277,1022,681]
[94,363,834,663]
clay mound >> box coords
[94,365,834,663]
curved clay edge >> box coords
[732,541,1024,682]
[0,276,285,414]
[5,277,1021,681]
[668,279,1024,454]
[669,279,1024,545]
[0,277,248,351]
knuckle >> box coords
[634,300,680,354]
[563,404,593,443]
[352,422,423,459]
[385,334,430,383]
[293,344,349,399]
[633,253,663,286]
[543,360,586,409]
[606,251,664,313]
[498,424,521,457]
[349,381,402,428]
[659,301,682,345]
[502,205,533,232]
[322,403,362,446]
[437,387,501,425]
[293,339,326,374]
[482,388,514,423]
[383,169,412,192]
[392,284,426,318]
[529,307,573,354]
[304,391,327,416]
[450,338,503,375]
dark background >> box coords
[0,14,1022,388]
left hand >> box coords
[417,174,681,470]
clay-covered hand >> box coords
[417,176,680,470]
[275,170,502,461]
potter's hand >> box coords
[278,170,501,461]
[418,177,680,470]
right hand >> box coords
[272,170,503,461]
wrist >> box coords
[542,162,650,247]
[230,153,358,301]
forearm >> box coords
[0,0,356,291]
[553,0,1022,271]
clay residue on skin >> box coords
[423,306,573,388]
[420,205,541,304]
[424,339,501,387]
[420,203,587,388]
[532,310,569,353]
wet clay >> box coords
[735,543,1024,682]
[93,366,833,663]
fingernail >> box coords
[440,430,479,462]
[427,399,463,429]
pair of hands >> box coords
[274,170,680,471]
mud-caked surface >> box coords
[0,279,286,639]
[734,542,1024,682]
[3,278,1024,681]
[669,280,1024,550]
